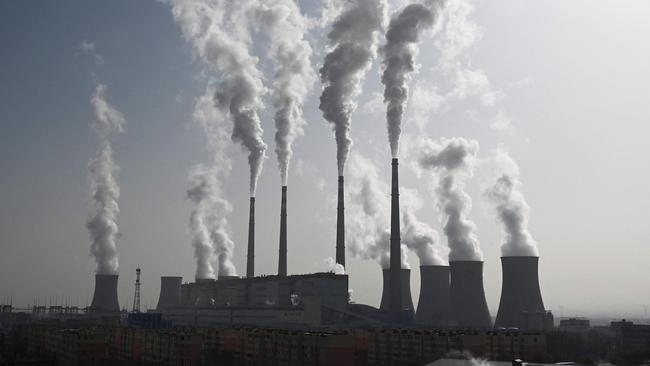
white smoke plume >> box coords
[381,0,444,157]
[346,154,443,268]
[87,84,124,275]
[253,1,316,186]
[324,257,346,274]
[419,137,482,261]
[401,189,447,265]
[171,0,267,196]
[484,150,539,257]
[186,89,237,279]
[320,0,387,175]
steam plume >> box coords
[320,0,387,175]
[186,89,237,279]
[254,1,316,185]
[419,137,482,261]
[346,154,443,267]
[171,0,267,196]
[87,84,124,275]
[382,1,444,157]
[485,150,538,257]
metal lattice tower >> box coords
[132,267,141,313]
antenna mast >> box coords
[132,267,141,313]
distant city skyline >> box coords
[2,0,650,318]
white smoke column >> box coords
[87,84,125,275]
[171,0,267,196]
[419,137,482,261]
[186,89,237,279]
[485,150,539,257]
[401,188,447,265]
[254,1,316,185]
[320,0,387,175]
[382,0,444,157]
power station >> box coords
[82,156,551,330]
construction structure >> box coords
[132,267,141,313]
[389,158,404,323]
[156,276,182,310]
[278,186,288,277]
[494,256,547,329]
[336,176,345,268]
[449,261,491,329]
[90,274,120,313]
[415,265,450,326]
[379,268,414,319]
[246,197,255,278]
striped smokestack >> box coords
[336,176,345,267]
[246,197,255,278]
[278,186,288,276]
[390,158,403,322]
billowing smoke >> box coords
[419,137,482,261]
[346,154,443,268]
[320,0,387,175]
[171,0,267,196]
[187,165,236,278]
[324,257,346,274]
[401,192,447,265]
[186,89,237,279]
[382,0,444,157]
[254,0,316,186]
[87,84,124,275]
[485,150,539,257]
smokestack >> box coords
[246,197,255,278]
[449,261,492,329]
[90,274,119,313]
[495,256,545,329]
[390,158,403,321]
[380,268,414,317]
[278,186,288,276]
[156,276,182,310]
[336,176,345,268]
[416,265,450,326]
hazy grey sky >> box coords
[1,0,650,318]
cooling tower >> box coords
[449,261,492,329]
[415,265,450,326]
[278,186,288,277]
[380,268,414,318]
[90,274,120,313]
[336,176,345,268]
[156,276,182,310]
[494,256,545,329]
[246,197,255,278]
[389,158,403,321]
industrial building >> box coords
[77,154,554,332]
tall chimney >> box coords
[336,176,345,268]
[390,158,403,322]
[449,261,492,329]
[278,186,288,276]
[90,274,120,313]
[380,268,414,318]
[246,197,255,278]
[416,265,450,326]
[494,256,546,329]
[156,276,182,310]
